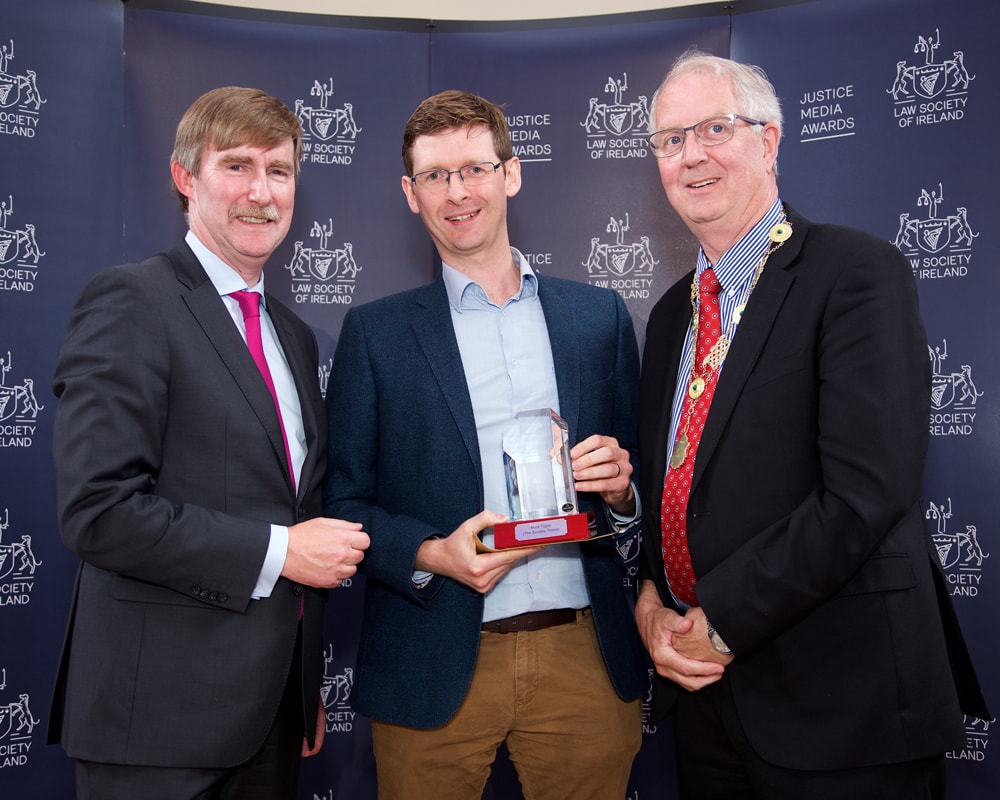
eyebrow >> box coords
[218,154,252,168]
[216,153,294,173]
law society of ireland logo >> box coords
[320,644,355,735]
[0,507,41,608]
[0,194,44,293]
[892,183,977,280]
[286,218,362,307]
[0,667,39,770]
[0,39,45,138]
[928,339,982,438]
[0,351,43,449]
[295,78,361,166]
[582,212,657,301]
[950,717,992,765]
[888,28,974,128]
[927,497,988,598]
[581,73,650,159]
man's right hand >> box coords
[635,580,725,692]
[283,518,370,588]
[414,510,543,594]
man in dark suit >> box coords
[48,86,370,800]
[323,90,645,799]
[634,51,988,799]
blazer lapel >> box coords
[409,279,483,486]
[692,215,805,490]
[537,277,581,440]
[170,244,297,495]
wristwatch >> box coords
[706,620,733,656]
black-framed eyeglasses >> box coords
[410,161,504,191]
[646,114,766,158]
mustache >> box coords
[229,204,281,222]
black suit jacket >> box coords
[48,241,327,767]
[638,206,987,770]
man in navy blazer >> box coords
[324,90,645,799]
[635,51,987,799]
[48,87,370,799]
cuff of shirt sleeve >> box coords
[606,480,641,531]
[253,524,289,599]
[412,570,434,589]
[412,534,445,589]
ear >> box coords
[401,174,420,215]
[170,160,196,203]
[504,157,522,199]
[761,123,781,174]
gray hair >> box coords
[649,50,783,172]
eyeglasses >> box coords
[410,161,504,191]
[646,114,766,158]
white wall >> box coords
[187,0,716,23]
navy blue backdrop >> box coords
[0,0,994,798]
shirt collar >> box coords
[697,199,785,291]
[185,229,269,305]
[441,247,539,313]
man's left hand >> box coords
[570,434,634,516]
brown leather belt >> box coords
[481,607,584,634]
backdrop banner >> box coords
[0,0,993,798]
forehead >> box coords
[655,71,738,127]
[410,125,496,168]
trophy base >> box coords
[491,512,591,550]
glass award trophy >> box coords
[491,408,591,549]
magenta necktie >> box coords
[231,291,296,493]
[659,268,723,606]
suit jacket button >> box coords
[297,506,306,520]
[292,584,304,596]
[190,585,201,596]
[218,593,229,603]
[199,589,210,599]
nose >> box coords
[444,171,470,200]
[247,167,273,204]
[680,130,709,165]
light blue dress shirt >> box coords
[442,249,592,623]
[185,230,304,598]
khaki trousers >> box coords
[371,609,641,800]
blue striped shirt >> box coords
[665,199,786,472]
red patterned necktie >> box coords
[231,291,296,493]
[660,268,722,606]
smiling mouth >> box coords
[690,179,718,189]
[230,205,280,224]
[447,211,478,222]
